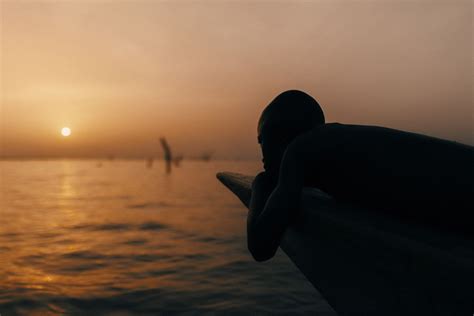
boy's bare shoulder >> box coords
[286,123,346,155]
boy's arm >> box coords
[247,143,304,261]
[247,172,277,261]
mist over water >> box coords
[0,160,335,315]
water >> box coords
[0,160,336,315]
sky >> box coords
[1,0,472,159]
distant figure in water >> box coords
[248,90,473,262]
[146,157,154,168]
[159,137,172,173]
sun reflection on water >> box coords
[0,160,335,315]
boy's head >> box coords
[258,90,325,175]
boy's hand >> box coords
[252,172,277,199]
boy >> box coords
[248,90,472,261]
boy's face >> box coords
[258,123,290,178]
[257,90,324,178]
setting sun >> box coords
[61,127,71,137]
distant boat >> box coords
[216,172,474,316]
[200,152,213,162]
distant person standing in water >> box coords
[248,90,473,262]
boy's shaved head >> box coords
[258,90,325,175]
[258,90,324,137]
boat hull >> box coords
[217,172,474,316]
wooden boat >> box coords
[216,172,473,316]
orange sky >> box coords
[1,0,472,159]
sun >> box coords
[61,127,71,137]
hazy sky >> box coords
[1,0,472,159]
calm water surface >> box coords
[0,160,335,315]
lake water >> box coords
[0,160,336,315]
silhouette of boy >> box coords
[248,90,473,261]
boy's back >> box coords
[294,123,473,231]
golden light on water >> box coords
[61,127,71,137]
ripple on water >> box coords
[58,262,108,273]
[138,221,167,231]
[61,250,104,260]
[91,223,132,231]
[36,232,62,239]
[68,221,168,232]
[0,245,12,251]
[133,253,172,262]
[127,267,178,279]
[127,201,173,209]
[123,239,148,245]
